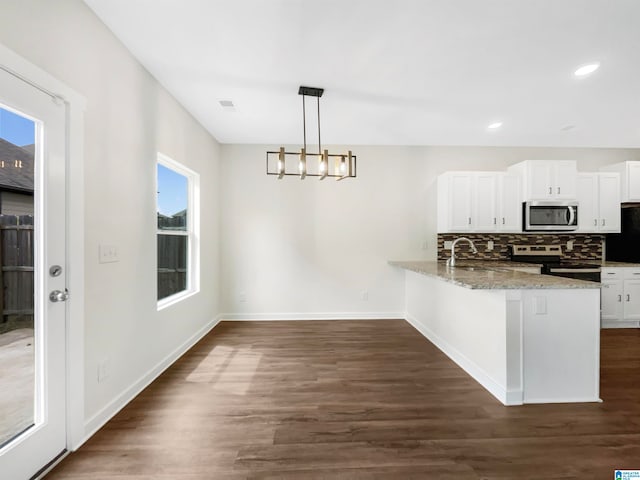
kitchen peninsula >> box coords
[391,261,601,406]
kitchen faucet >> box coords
[447,237,478,267]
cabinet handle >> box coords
[502,217,505,225]
[557,187,560,194]
[468,217,471,225]
[627,294,631,302]
[602,219,605,226]
[618,295,622,302]
[594,219,597,226]
[493,218,497,225]
[549,187,552,195]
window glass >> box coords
[156,156,198,304]
[157,164,188,231]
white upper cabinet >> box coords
[598,173,621,232]
[474,172,498,231]
[437,172,521,233]
[577,173,621,233]
[600,161,640,202]
[497,173,522,232]
[508,160,577,200]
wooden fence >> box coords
[157,213,188,300]
[0,215,34,332]
[157,233,187,300]
[0,213,188,331]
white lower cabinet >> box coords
[601,268,640,328]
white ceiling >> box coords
[83,0,640,148]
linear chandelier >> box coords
[266,86,356,180]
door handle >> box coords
[548,187,552,195]
[627,294,631,302]
[49,289,70,303]
[618,295,622,302]
[567,206,575,226]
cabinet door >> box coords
[577,174,597,232]
[623,280,640,321]
[601,279,624,322]
[448,173,473,231]
[474,173,497,231]
[554,161,577,199]
[598,173,621,232]
[528,162,553,199]
[627,163,640,202]
[498,174,521,231]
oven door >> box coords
[524,201,578,231]
[546,267,601,282]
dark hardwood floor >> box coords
[47,320,640,479]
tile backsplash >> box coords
[437,233,604,261]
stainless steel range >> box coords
[510,244,601,282]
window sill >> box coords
[157,288,199,311]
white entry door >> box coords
[0,67,67,479]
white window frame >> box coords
[156,152,200,310]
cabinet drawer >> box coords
[623,269,640,279]
[601,269,622,279]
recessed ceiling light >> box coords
[487,122,503,130]
[574,63,600,77]
[219,99,237,112]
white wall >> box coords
[0,0,221,432]
[220,145,421,318]
[221,144,639,317]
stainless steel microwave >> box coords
[523,201,578,231]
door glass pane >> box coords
[0,106,36,447]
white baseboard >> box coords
[601,320,639,328]
[219,312,405,321]
[523,396,602,404]
[405,312,520,406]
[80,315,223,448]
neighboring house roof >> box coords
[0,138,34,193]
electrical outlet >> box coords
[97,358,110,383]
[444,241,453,249]
[99,245,119,263]
[566,240,574,251]
[361,291,369,301]
[421,240,428,250]
[239,292,247,303]
[487,240,494,251]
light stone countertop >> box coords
[389,260,600,290]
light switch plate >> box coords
[99,245,119,263]
[444,241,453,249]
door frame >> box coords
[0,43,86,452]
